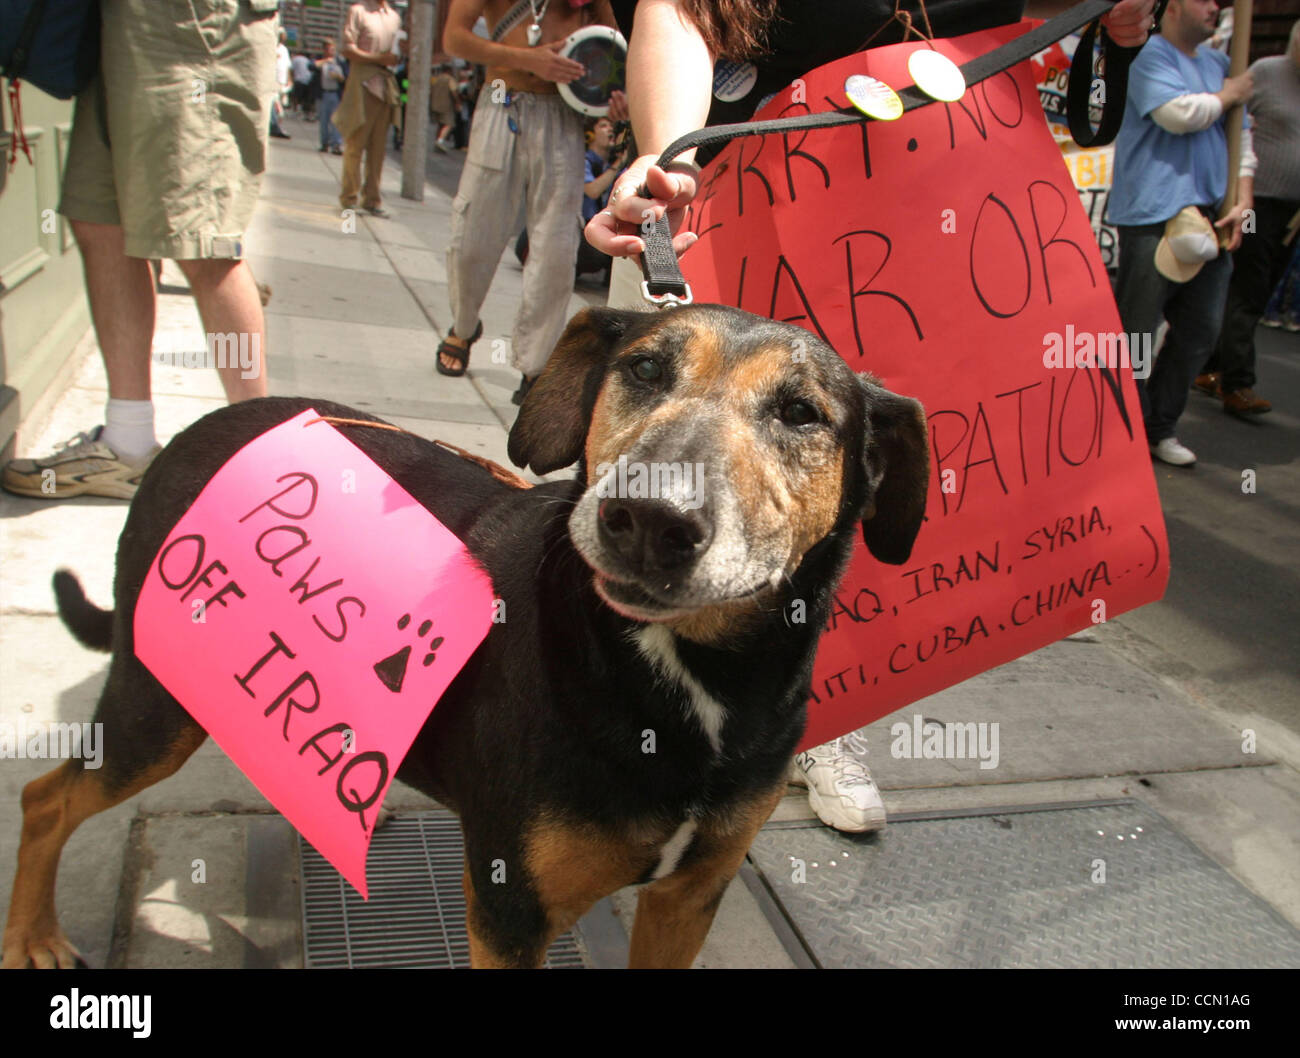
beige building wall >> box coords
[0,80,91,459]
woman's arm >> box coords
[585,0,713,257]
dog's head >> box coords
[508,305,929,641]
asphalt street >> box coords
[1114,325,1300,742]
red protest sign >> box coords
[679,24,1169,750]
[134,411,495,895]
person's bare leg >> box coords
[175,258,268,402]
[70,220,155,401]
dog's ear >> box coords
[507,308,641,474]
[856,374,930,565]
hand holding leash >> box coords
[1099,0,1157,47]
[584,154,699,258]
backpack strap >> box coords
[3,0,51,80]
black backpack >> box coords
[1,0,100,100]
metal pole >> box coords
[401,0,435,201]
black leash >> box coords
[639,0,1139,306]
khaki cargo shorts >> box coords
[59,0,279,260]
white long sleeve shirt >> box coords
[1150,93,1257,177]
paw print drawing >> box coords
[373,613,446,694]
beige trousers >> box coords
[340,90,391,211]
[446,88,585,378]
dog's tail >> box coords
[53,569,114,652]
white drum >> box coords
[556,25,628,117]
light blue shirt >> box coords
[1107,35,1230,226]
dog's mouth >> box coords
[593,574,698,621]
[591,570,776,623]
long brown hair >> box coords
[679,0,777,60]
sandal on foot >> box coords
[511,373,537,406]
[435,321,483,377]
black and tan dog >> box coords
[3,304,928,969]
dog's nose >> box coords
[598,498,712,574]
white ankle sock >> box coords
[102,399,157,463]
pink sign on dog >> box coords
[134,410,495,896]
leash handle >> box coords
[639,212,693,307]
[1065,17,1137,148]
[305,417,534,489]
[637,0,1130,307]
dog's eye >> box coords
[780,399,820,426]
[628,356,663,383]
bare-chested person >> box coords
[440,0,620,404]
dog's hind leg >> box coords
[2,707,206,969]
[627,785,783,969]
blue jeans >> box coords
[1114,221,1233,444]
[319,89,341,149]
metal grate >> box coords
[299,810,585,968]
[746,799,1300,969]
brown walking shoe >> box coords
[1222,389,1272,417]
[1193,372,1222,398]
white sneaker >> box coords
[1150,437,1196,467]
[789,741,886,833]
[2,426,159,500]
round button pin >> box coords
[714,60,758,103]
[908,49,966,102]
[844,74,903,121]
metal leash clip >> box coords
[640,280,694,309]
[639,207,693,309]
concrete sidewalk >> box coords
[1,123,1296,968]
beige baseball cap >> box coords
[1154,206,1219,282]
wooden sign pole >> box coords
[1219,0,1254,246]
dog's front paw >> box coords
[2,924,87,969]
